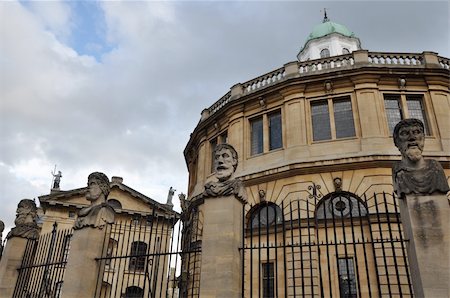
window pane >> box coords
[406,96,430,135]
[334,99,355,138]
[338,258,358,298]
[251,117,263,155]
[263,262,275,298]
[384,96,403,134]
[210,139,217,173]
[311,101,331,141]
[269,111,282,150]
[320,48,330,58]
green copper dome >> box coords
[303,20,355,46]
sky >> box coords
[0,0,449,237]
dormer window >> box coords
[320,48,330,58]
[342,48,350,54]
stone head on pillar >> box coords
[213,143,238,182]
[86,172,110,204]
[7,199,39,239]
[393,118,425,169]
[392,119,449,195]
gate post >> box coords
[60,172,115,298]
[61,226,110,297]
[197,144,246,298]
[0,199,40,297]
[392,119,450,298]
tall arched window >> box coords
[315,192,367,220]
[248,202,283,229]
[320,48,330,58]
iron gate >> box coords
[13,223,72,298]
[241,191,413,297]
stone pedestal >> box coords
[61,227,109,298]
[399,194,450,298]
[0,237,28,297]
[199,195,243,298]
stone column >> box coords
[61,172,115,298]
[61,227,109,298]
[392,119,450,298]
[198,143,246,298]
[398,194,449,298]
[0,237,29,297]
[199,195,243,298]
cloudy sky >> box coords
[0,0,448,235]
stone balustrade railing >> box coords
[205,51,448,118]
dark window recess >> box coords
[311,101,332,141]
[251,117,264,155]
[384,96,403,135]
[263,262,275,298]
[269,111,282,150]
[129,241,147,271]
[338,258,358,298]
[406,96,430,135]
[334,99,355,138]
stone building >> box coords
[0,175,180,298]
[183,16,450,297]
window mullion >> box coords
[400,94,409,118]
[263,114,269,153]
[328,98,337,139]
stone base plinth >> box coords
[399,194,450,298]
[0,237,28,297]
[61,227,108,298]
[199,195,243,298]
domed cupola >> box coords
[297,11,362,62]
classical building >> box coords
[183,16,450,297]
[1,175,180,298]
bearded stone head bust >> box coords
[74,172,115,230]
[392,119,449,196]
[7,199,40,239]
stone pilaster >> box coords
[0,237,28,297]
[199,195,244,298]
[398,194,450,298]
[60,227,109,298]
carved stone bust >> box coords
[74,172,115,230]
[202,143,247,202]
[6,199,40,239]
[392,119,449,196]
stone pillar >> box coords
[398,194,450,298]
[199,195,243,298]
[0,237,29,297]
[61,227,109,298]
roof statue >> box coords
[392,119,450,196]
[74,172,115,230]
[166,187,175,208]
[7,199,40,240]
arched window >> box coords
[248,202,283,229]
[320,48,330,58]
[129,241,147,271]
[124,286,144,298]
[315,192,367,220]
[107,198,122,210]
[342,48,350,54]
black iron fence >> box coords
[241,191,413,297]
[12,223,72,298]
[95,210,199,298]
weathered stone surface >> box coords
[392,118,449,196]
[6,199,39,240]
[74,172,115,230]
[399,194,450,298]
